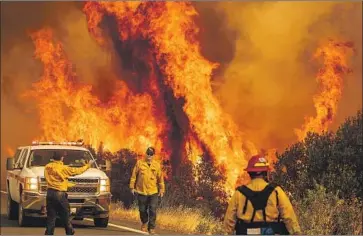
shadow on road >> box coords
[0,214,95,229]
[0,214,18,227]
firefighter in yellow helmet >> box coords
[224,155,302,235]
[129,147,165,235]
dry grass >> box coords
[110,185,362,235]
[109,202,224,234]
[110,203,140,222]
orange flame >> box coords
[83,1,255,192]
[24,28,167,156]
[295,40,354,141]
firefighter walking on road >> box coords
[224,155,302,235]
[44,151,94,235]
[129,147,165,235]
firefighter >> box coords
[44,151,94,235]
[129,147,165,235]
[224,155,302,235]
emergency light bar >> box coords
[31,140,84,146]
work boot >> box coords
[149,229,156,235]
[141,223,148,232]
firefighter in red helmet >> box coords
[224,155,302,235]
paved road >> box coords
[0,192,147,235]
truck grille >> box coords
[68,186,98,193]
[40,178,99,195]
[69,178,99,184]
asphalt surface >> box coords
[0,192,149,235]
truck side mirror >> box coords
[6,157,14,171]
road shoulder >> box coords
[108,217,180,235]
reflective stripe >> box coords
[254,163,269,167]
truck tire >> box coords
[7,192,18,220]
[18,195,31,227]
[94,217,109,228]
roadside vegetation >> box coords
[91,110,363,234]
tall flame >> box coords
[295,40,354,141]
[83,1,255,192]
[25,28,167,155]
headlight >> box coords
[25,177,38,191]
[99,178,110,192]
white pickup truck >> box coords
[6,141,111,227]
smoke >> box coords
[193,2,238,77]
[208,2,362,150]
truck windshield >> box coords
[27,149,96,168]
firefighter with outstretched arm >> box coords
[224,155,302,235]
[44,151,95,235]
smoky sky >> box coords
[193,2,238,79]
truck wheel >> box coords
[7,192,18,220]
[94,217,109,228]
[18,197,31,227]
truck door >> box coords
[8,148,23,201]
[13,148,30,202]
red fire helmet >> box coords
[244,155,271,172]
